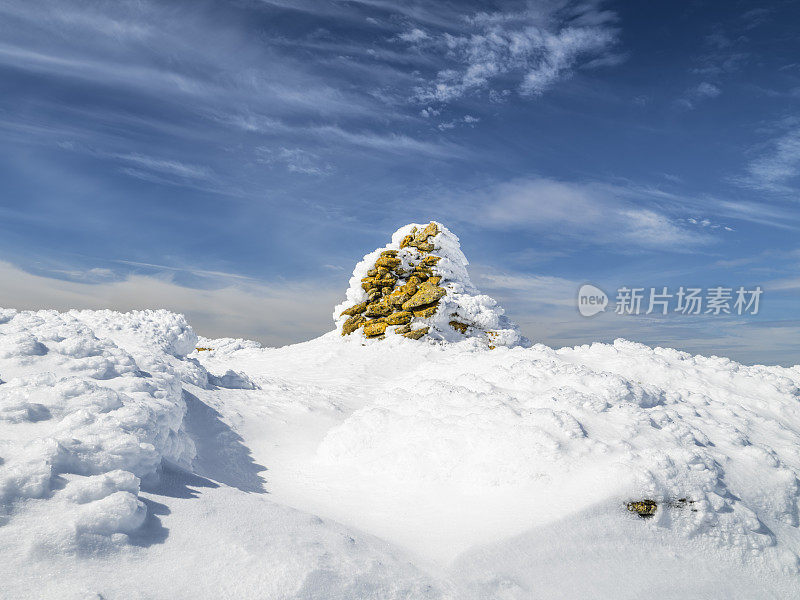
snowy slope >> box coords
[2,307,800,599]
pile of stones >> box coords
[340,222,448,340]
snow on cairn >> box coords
[0,308,199,555]
[333,221,528,347]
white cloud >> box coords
[436,114,480,131]
[677,81,721,109]
[399,3,618,103]
[738,128,800,193]
[398,28,428,43]
[696,81,721,98]
[257,147,333,175]
[462,177,712,250]
[115,153,214,180]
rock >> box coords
[449,320,468,334]
[402,284,446,310]
[387,289,411,307]
[364,320,388,337]
[365,301,392,317]
[412,304,438,318]
[626,500,657,518]
[402,326,429,340]
[428,276,441,285]
[366,268,378,277]
[422,255,441,266]
[414,222,438,243]
[386,311,412,325]
[416,241,434,253]
[361,277,377,292]
[381,250,398,257]
[393,324,411,335]
[400,234,413,248]
[342,315,367,336]
[376,256,401,269]
[340,301,368,317]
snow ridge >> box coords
[0,308,198,555]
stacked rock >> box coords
[340,223,442,340]
[333,222,529,348]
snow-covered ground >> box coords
[2,306,800,599]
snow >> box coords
[1,307,800,598]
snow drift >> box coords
[0,308,197,555]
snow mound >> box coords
[333,222,528,347]
[316,339,800,569]
[0,309,197,555]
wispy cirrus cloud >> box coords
[257,147,333,176]
[677,81,721,110]
[459,177,714,250]
[736,127,800,194]
[397,2,619,104]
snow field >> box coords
[1,306,800,598]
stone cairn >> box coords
[334,221,528,347]
[340,222,444,340]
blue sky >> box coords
[1,0,799,364]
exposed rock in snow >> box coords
[333,222,528,347]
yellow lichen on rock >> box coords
[365,301,392,317]
[339,222,449,341]
[363,320,388,337]
[449,321,468,334]
[416,222,438,242]
[387,288,411,307]
[402,283,446,311]
[626,500,658,518]
[342,314,367,336]
[412,304,438,318]
[402,326,429,340]
[340,301,368,317]
[386,311,412,325]
[375,256,401,269]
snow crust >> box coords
[333,222,529,347]
[2,307,800,598]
